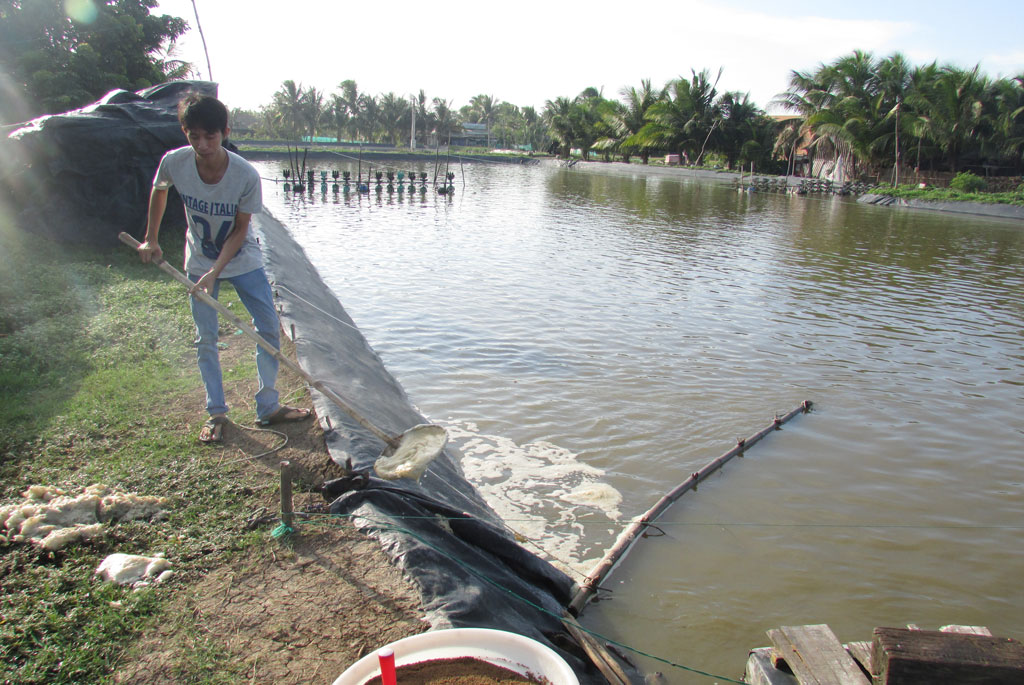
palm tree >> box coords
[520,105,548,152]
[910,64,993,172]
[272,79,305,140]
[431,97,457,144]
[328,93,350,142]
[492,101,522,149]
[637,68,723,164]
[717,91,762,169]
[772,65,837,175]
[543,96,576,158]
[774,53,890,180]
[571,87,613,160]
[377,92,407,145]
[335,80,362,140]
[810,52,885,179]
[994,74,1024,165]
[828,50,879,103]
[877,53,913,183]
[469,94,499,147]
[413,89,430,147]
[803,98,879,180]
[771,52,1019,178]
[596,79,664,163]
[300,87,324,141]
[256,104,281,138]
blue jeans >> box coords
[189,267,280,420]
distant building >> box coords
[430,122,489,148]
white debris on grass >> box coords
[0,484,169,551]
[95,552,173,587]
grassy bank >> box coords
[868,183,1024,206]
[0,223,275,683]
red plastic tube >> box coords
[377,647,397,685]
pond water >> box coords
[252,158,1024,684]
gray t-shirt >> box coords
[154,146,264,278]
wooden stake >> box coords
[280,460,293,529]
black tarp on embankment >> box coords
[253,210,612,683]
[1,80,215,244]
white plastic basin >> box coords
[332,627,579,684]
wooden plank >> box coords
[873,627,1024,685]
[844,641,873,675]
[941,625,994,636]
[768,625,870,685]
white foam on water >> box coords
[443,420,622,578]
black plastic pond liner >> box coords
[254,211,617,683]
[1,80,216,244]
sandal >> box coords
[256,405,311,426]
[199,415,229,444]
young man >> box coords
[137,94,309,443]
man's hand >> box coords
[189,270,217,296]
[137,240,163,264]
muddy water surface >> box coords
[254,160,1024,684]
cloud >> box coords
[982,51,1024,77]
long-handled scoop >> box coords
[119,231,446,476]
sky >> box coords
[153,0,1024,115]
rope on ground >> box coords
[217,424,289,465]
[270,522,295,538]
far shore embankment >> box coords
[567,159,1024,222]
[236,141,538,166]
[237,145,1023,222]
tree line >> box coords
[774,51,1024,180]
[231,80,550,155]
[236,52,1024,179]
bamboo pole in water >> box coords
[432,144,440,188]
[567,400,813,617]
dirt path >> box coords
[112,331,427,684]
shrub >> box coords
[949,171,987,193]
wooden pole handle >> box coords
[118,232,399,448]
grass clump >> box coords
[949,171,987,193]
[0,219,271,684]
